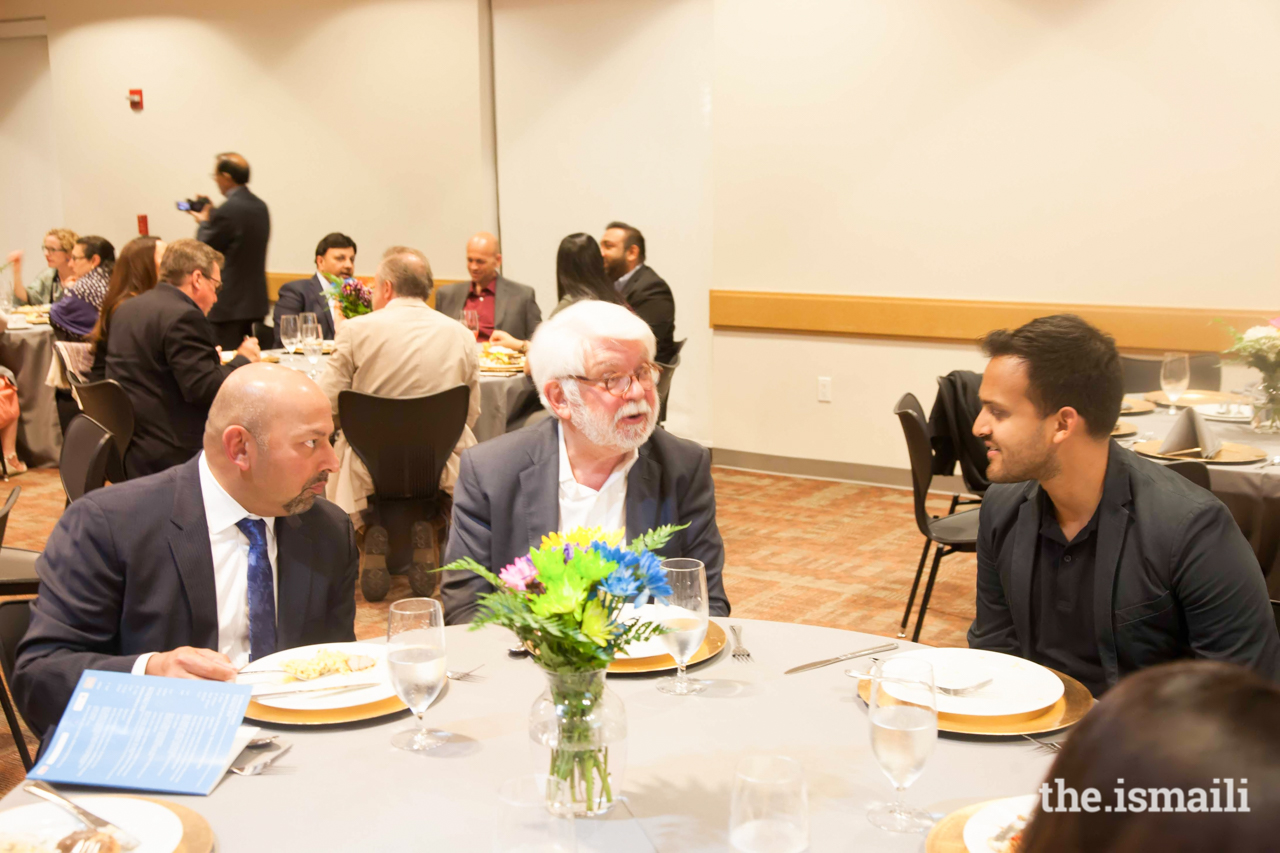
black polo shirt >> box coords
[1029,491,1106,696]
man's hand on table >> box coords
[236,336,262,363]
[145,646,238,681]
[488,330,527,353]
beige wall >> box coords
[21,0,494,280]
[711,0,1280,470]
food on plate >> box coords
[55,830,118,853]
[280,649,375,681]
[988,813,1028,853]
[479,343,524,371]
[0,838,54,853]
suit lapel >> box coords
[274,515,312,648]
[167,460,219,649]
[521,420,561,550]
[1093,445,1131,688]
[311,276,335,338]
[625,445,661,544]
[492,277,512,333]
[1009,490,1039,660]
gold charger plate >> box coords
[1144,389,1249,407]
[1120,398,1156,415]
[245,693,406,726]
[1132,439,1267,465]
[1111,420,1137,438]
[857,666,1093,735]
[608,621,728,674]
[926,798,1023,853]
[138,797,215,853]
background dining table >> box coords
[0,324,60,467]
[0,620,1059,852]
[1120,398,1280,595]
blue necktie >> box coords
[235,517,277,662]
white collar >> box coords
[556,421,638,492]
[615,263,644,288]
[198,452,274,536]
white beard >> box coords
[564,383,657,452]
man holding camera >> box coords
[187,153,271,350]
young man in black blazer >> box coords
[272,232,355,347]
[106,239,260,477]
[190,152,271,350]
[14,364,356,742]
[600,221,678,365]
[967,314,1280,695]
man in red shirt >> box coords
[433,232,541,343]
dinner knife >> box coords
[23,780,143,850]
[252,681,380,699]
[784,642,899,675]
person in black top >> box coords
[272,232,355,347]
[105,239,260,477]
[967,314,1280,696]
[190,153,271,350]
[86,236,164,382]
[600,222,678,365]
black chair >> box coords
[60,415,118,504]
[1120,354,1221,394]
[338,386,471,600]
[895,393,981,642]
[0,547,40,597]
[252,321,273,347]
[0,486,18,550]
[75,379,134,481]
[656,339,686,425]
[0,598,33,770]
[932,371,989,505]
[1165,459,1212,491]
[1272,600,1280,638]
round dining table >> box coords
[0,620,1059,851]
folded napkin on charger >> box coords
[1158,407,1222,459]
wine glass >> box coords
[492,774,576,852]
[729,755,809,853]
[387,597,448,751]
[867,657,937,832]
[463,309,481,340]
[656,558,709,696]
[1160,352,1190,412]
[300,312,322,378]
[279,314,299,355]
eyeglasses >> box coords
[42,247,65,256]
[571,364,662,397]
[199,270,222,292]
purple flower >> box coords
[498,556,538,591]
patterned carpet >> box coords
[0,465,977,796]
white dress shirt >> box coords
[314,272,343,330]
[557,423,638,534]
[132,453,279,673]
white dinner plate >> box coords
[613,603,702,659]
[1193,402,1253,423]
[5,319,30,331]
[883,648,1064,717]
[962,794,1038,853]
[0,795,184,853]
[238,642,397,710]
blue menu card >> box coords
[30,670,253,795]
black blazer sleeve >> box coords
[523,292,543,342]
[680,445,730,617]
[13,500,140,736]
[272,283,307,349]
[196,207,236,254]
[441,453,495,625]
[330,518,359,641]
[164,308,236,408]
[628,281,675,359]
[966,502,1021,655]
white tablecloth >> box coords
[0,621,1056,851]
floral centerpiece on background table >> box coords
[1221,318,1280,433]
[322,273,372,319]
[441,525,681,816]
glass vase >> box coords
[1252,381,1280,434]
[529,666,627,817]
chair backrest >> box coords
[338,386,471,502]
[894,393,937,538]
[1165,459,1212,491]
[0,487,19,550]
[75,379,135,458]
[1272,600,1280,639]
[60,415,117,503]
[656,339,686,425]
[53,341,93,386]
[935,371,990,496]
[0,599,30,687]
[1121,354,1221,394]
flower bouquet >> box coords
[441,525,682,815]
[1221,318,1280,432]
[322,273,372,319]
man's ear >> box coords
[1051,407,1085,444]
[222,425,255,472]
[544,380,573,421]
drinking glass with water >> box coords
[279,314,299,354]
[656,558,709,696]
[300,312,322,377]
[867,657,937,832]
[729,755,809,853]
[1160,352,1190,412]
[387,597,448,752]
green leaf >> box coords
[627,523,689,554]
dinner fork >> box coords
[1021,733,1063,754]
[729,625,753,662]
[446,664,486,683]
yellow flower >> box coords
[541,527,625,550]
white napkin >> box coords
[1159,407,1222,459]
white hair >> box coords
[529,300,657,409]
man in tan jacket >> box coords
[317,246,480,600]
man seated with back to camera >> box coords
[13,364,356,744]
[967,314,1280,696]
[440,300,730,624]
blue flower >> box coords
[637,552,672,601]
[600,567,642,599]
[589,542,640,570]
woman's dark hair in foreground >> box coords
[556,233,624,306]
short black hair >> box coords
[980,314,1123,439]
[315,232,357,259]
[215,153,250,185]
[605,221,645,263]
[75,235,116,268]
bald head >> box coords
[466,231,502,286]
[214,152,250,188]
[205,364,317,447]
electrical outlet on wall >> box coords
[817,377,832,403]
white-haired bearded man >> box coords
[440,300,730,624]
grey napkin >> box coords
[1159,407,1222,459]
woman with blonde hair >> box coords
[4,227,78,306]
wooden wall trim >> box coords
[708,290,1275,353]
[266,273,463,308]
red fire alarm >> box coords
[128,89,143,111]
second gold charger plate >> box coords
[1111,420,1137,438]
[1121,398,1156,414]
[138,797,216,853]
[926,796,1038,853]
[1144,389,1250,407]
[857,666,1093,735]
[1132,440,1267,465]
[609,621,727,674]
